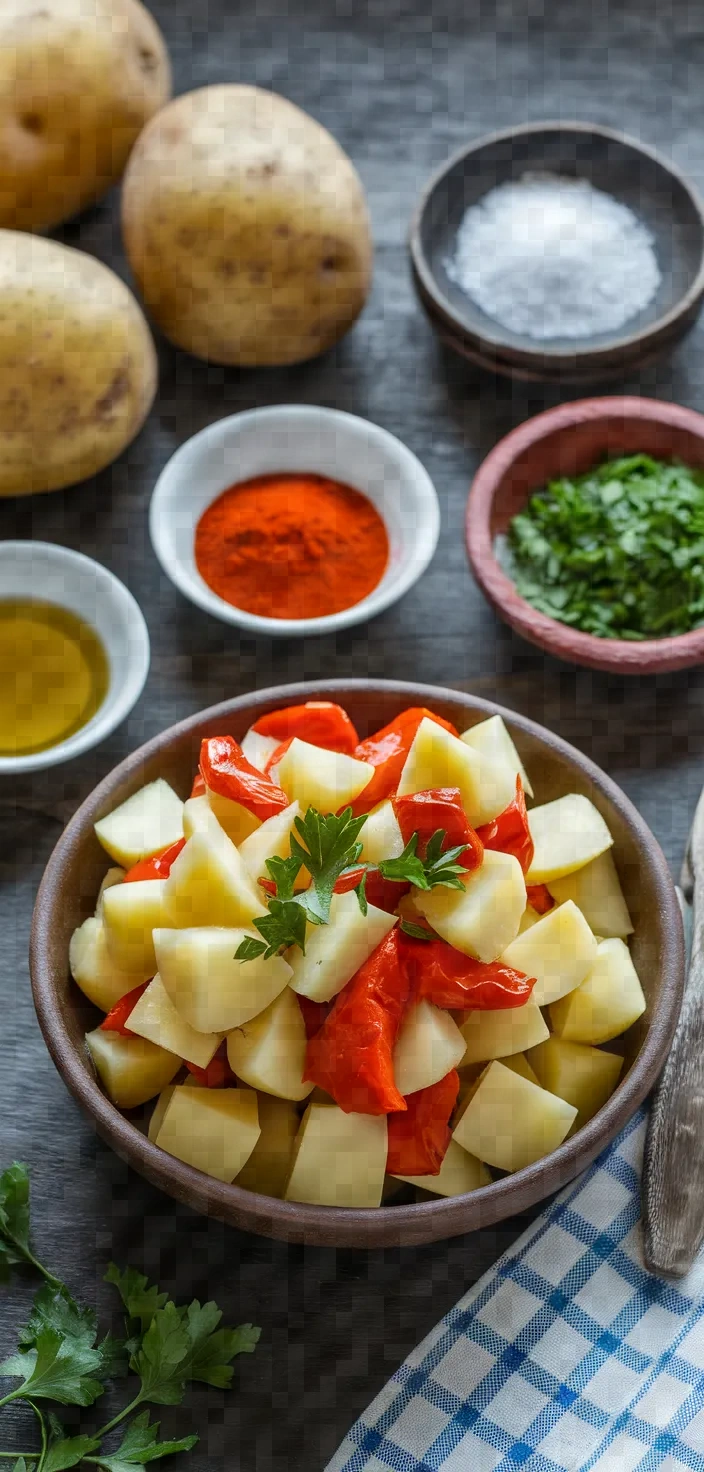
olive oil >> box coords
[0,600,109,756]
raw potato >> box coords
[518,905,542,934]
[122,84,373,367]
[0,233,157,497]
[205,787,261,846]
[227,987,313,1102]
[239,802,303,882]
[392,1140,491,1197]
[94,780,183,868]
[501,1052,541,1086]
[548,850,633,939]
[126,974,224,1068]
[459,999,549,1065]
[526,794,613,884]
[526,1037,623,1129]
[502,900,598,1006]
[393,1000,466,1095]
[102,878,168,975]
[235,1093,300,1198]
[182,795,222,841]
[414,849,526,962]
[358,801,404,865]
[453,1060,577,1172]
[276,738,373,814]
[148,1083,176,1143]
[285,1103,387,1208]
[549,938,646,1044]
[460,715,533,798]
[70,915,147,1012]
[164,828,266,929]
[154,926,292,1032]
[0,0,171,232]
[85,1027,179,1109]
[95,867,126,917]
[287,891,397,1003]
[240,728,278,772]
[397,717,482,823]
[155,1085,260,1184]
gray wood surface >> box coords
[1,0,702,1465]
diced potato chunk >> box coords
[358,800,404,864]
[240,727,279,772]
[155,927,292,1032]
[164,828,266,929]
[276,738,373,814]
[235,1093,300,1198]
[148,1084,177,1142]
[227,987,313,1101]
[285,1103,387,1207]
[102,879,169,975]
[549,938,646,1044]
[95,867,125,917]
[287,891,398,1003]
[518,905,542,934]
[460,1000,549,1064]
[182,795,223,840]
[205,787,261,846]
[460,714,533,798]
[155,1085,260,1183]
[500,1052,541,1086]
[414,849,526,962]
[393,999,466,1094]
[85,1028,180,1109]
[526,1036,623,1129]
[502,900,598,1006]
[94,780,184,867]
[127,974,224,1067]
[548,850,633,939]
[392,1139,491,1197]
[526,794,613,884]
[453,1060,577,1172]
[397,717,483,824]
[239,802,307,888]
[70,915,147,1012]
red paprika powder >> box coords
[194,473,389,620]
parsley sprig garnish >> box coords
[378,830,468,892]
[0,1164,259,1472]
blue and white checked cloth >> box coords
[329,1108,704,1472]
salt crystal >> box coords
[445,172,661,341]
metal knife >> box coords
[643,788,703,1276]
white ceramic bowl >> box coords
[149,405,441,636]
[0,542,150,774]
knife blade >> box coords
[643,786,704,1276]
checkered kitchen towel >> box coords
[328,1108,704,1472]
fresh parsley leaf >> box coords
[378,834,428,889]
[264,855,302,902]
[379,831,468,891]
[354,869,368,916]
[250,899,308,959]
[130,1300,260,1407]
[131,1304,189,1406]
[18,1285,98,1353]
[0,1327,104,1407]
[10,1459,29,1472]
[179,1303,260,1388]
[399,918,435,940]
[105,1267,168,1338]
[235,936,268,961]
[84,1410,196,1470]
[44,1434,100,1470]
[0,1163,49,1284]
[290,808,366,924]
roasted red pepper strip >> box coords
[200,735,289,822]
[402,933,534,1010]
[393,788,484,872]
[190,772,206,798]
[476,776,534,875]
[123,837,186,883]
[252,701,359,755]
[526,883,555,915]
[297,995,332,1041]
[387,1070,460,1176]
[186,1041,237,1088]
[263,735,292,776]
[100,982,149,1036]
[304,929,411,1113]
[350,707,460,815]
[330,865,410,913]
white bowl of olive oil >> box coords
[0,542,150,773]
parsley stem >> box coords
[27,1403,46,1472]
[93,1391,145,1440]
[23,1253,62,1292]
[0,1454,38,1459]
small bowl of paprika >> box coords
[149,405,441,637]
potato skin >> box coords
[0,0,171,232]
[122,84,373,367]
[0,231,157,495]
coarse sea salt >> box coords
[445,171,661,341]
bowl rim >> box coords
[149,405,441,638]
[29,678,684,1247]
[0,541,150,774]
[409,119,704,365]
[466,395,704,674]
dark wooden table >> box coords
[2,0,703,1465]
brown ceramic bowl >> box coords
[467,396,704,675]
[30,680,684,1247]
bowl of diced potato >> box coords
[29,680,683,1247]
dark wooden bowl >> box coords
[410,122,704,383]
[466,396,704,674]
[30,680,684,1247]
